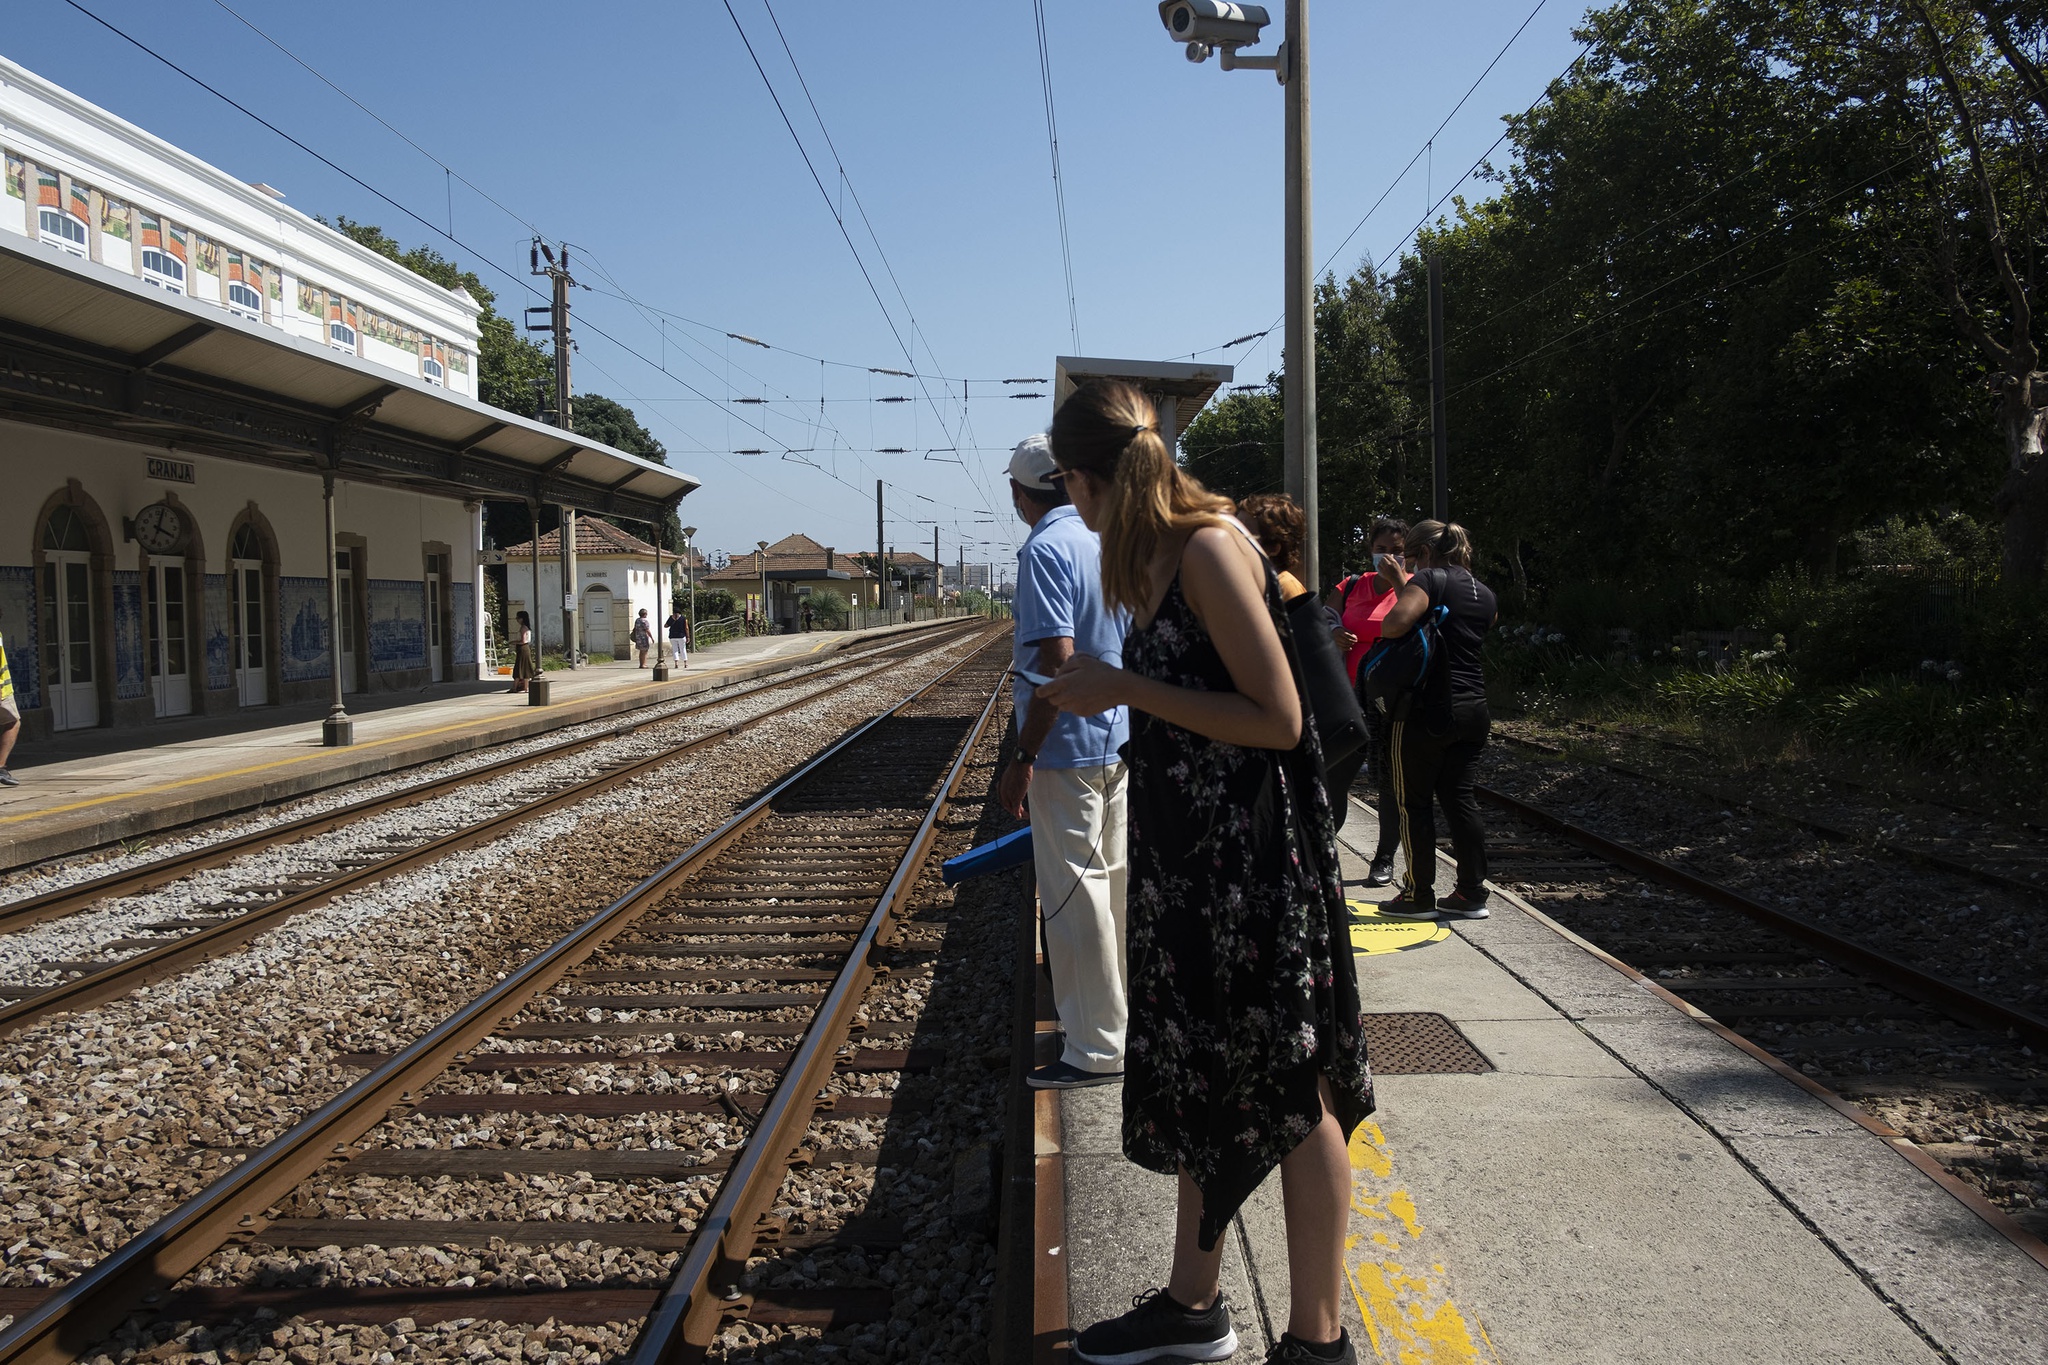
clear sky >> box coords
[6,0,1588,571]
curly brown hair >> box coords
[1237,493,1306,574]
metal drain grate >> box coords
[1362,1012,1493,1075]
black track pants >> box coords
[1391,701,1491,906]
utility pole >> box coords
[1283,0,1319,590]
[531,240,579,666]
[1428,252,1449,522]
[875,480,885,614]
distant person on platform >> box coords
[0,626,19,787]
[510,611,536,695]
[997,432,1131,1090]
[631,609,654,668]
[665,606,691,668]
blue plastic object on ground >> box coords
[941,825,1034,885]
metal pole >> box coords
[1428,252,1450,522]
[561,506,579,667]
[1283,0,1320,590]
[757,549,768,633]
[320,473,353,746]
[528,498,548,705]
[875,480,885,615]
[651,516,668,682]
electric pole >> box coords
[1428,252,1449,522]
[1283,0,1319,590]
[531,240,579,665]
[875,480,885,614]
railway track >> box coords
[1498,730,2048,903]
[0,634,1012,1364]
[0,624,987,1041]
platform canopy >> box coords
[0,236,697,523]
[1053,356,1234,442]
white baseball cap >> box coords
[1008,434,1058,491]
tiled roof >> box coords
[702,533,873,582]
[503,519,704,564]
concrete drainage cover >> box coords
[1362,1012,1494,1075]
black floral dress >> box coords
[1121,563,1375,1251]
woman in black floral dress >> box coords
[1040,381,1374,1365]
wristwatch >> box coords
[1016,745,1037,765]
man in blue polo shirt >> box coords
[997,434,1130,1088]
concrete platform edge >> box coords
[2,618,969,872]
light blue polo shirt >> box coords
[1013,504,1129,768]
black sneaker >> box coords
[1266,1329,1356,1364]
[1073,1288,1237,1364]
[1028,1059,1122,1090]
[1438,891,1490,919]
[1375,898,1440,920]
[0,769,16,788]
[1364,856,1396,887]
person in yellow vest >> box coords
[0,628,19,787]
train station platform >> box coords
[0,617,973,874]
[1045,801,2048,1364]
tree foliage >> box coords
[1182,0,2046,609]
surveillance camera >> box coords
[1158,0,1270,49]
[1185,40,1212,62]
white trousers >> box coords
[668,638,688,665]
[1030,761,1129,1072]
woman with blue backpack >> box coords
[1323,517,1408,883]
[1370,519,1497,921]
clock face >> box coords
[134,502,184,555]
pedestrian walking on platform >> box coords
[0,627,19,787]
[1039,381,1374,1365]
[1375,520,1497,922]
[631,609,654,668]
[509,610,535,694]
[1326,518,1409,883]
[997,433,1132,1091]
[665,608,690,668]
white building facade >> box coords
[0,59,695,742]
[502,521,682,658]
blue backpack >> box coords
[1358,604,1448,722]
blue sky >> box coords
[7,1,1588,569]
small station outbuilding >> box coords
[500,520,687,659]
[704,534,878,633]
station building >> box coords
[501,521,699,658]
[0,58,694,742]
[704,534,879,632]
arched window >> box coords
[42,504,92,551]
[329,317,357,349]
[227,282,263,321]
[231,523,263,560]
[38,207,89,257]
[141,247,186,294]
[421,354,445,387]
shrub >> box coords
[807,589,849,628]
[689,588,737,620]
[1652,667,1798,720]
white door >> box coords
[144,558,192,718]
[233,559,268,706]
[335,548,359,695]
[584,588,614,659]
[39,553,98,730]
[425,554,446,683]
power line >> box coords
[1032,0,1081,352]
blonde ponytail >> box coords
[1049,381,1233,614]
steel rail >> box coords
[0,639,1007,1365]
[629,655,1008,1363]
[0,626,993,1040]
[0,623,982,934]
[1476,784,2048,1051]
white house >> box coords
[501,520,685,658]
[0,57,695,742]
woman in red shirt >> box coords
[1322,517,1407,884]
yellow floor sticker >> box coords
[1347,900,1452,955]
[1346,1121,1502,1364]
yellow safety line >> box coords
[1345,1120,1502,1365]
[0,662,760,827]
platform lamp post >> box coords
[651,514,670,684]
[1159,0,1318,588]
[756,540,770,635]
[320,472,353,746]
[682,526,698,635]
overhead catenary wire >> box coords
[1032,0,1081,352]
